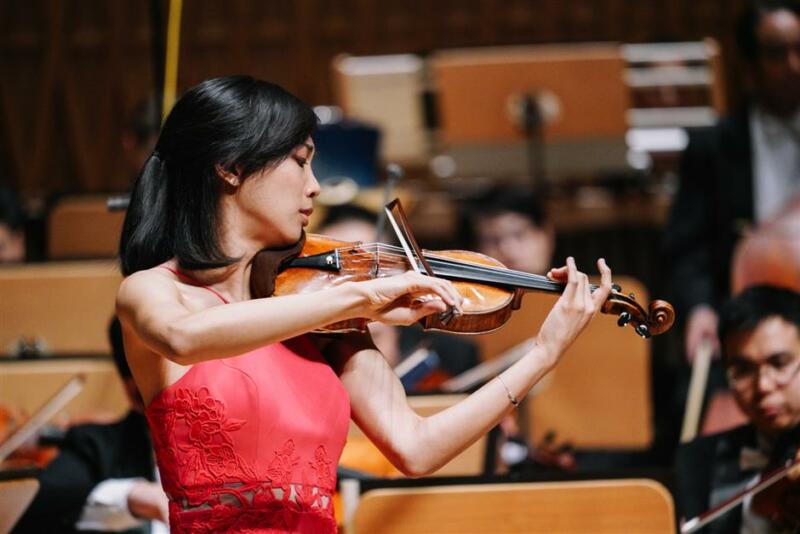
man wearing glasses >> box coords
[676,285,800,532]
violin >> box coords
[751,450,800,528]
[250,232,675,338]
[0,375,85,473]
[681,448,800,532]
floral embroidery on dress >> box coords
[266,439,300,489]
[308,445,334,490]
[147,378,342,533]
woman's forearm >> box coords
[405,343,557,476]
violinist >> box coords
[114,75,613,533]
[676,285,800,532]
[13,318,168,533]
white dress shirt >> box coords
[750,106,800,223]
[76,477,169,533]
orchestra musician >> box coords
[676,285,800,532]
[114,74,612,533]
[13,318,169,534]
[663,0,800,365]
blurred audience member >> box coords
[0,182,26,263]
[14,318,168,533]
[676,286,800,532]
[461,187,554,275]
[664,0,800,363]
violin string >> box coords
[337,243,602,292]
[341,244,566,290]
[350,243,569,289]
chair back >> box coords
[353,479,675,534]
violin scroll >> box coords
[601,289,675,339]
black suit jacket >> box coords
[663,107,755,317]
[13,411,155,534]
[675,425,757,533]
[675,423,800,533]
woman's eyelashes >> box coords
[294,155,308,168]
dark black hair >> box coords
[319,203,378,229]
[119,75,318,275]
[0,182,25,231]
[718,285,800,357]
[459,187,547,249]
[736,0,800,63]
[108,316,131,379]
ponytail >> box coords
[118,76,317,277]
[119,153,172,275]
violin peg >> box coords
[611,283,622,292]
[617,312,632,327]
[629,292,636,299]
[635,324,651,339]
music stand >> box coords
[429,43,630,186]
[332,54,429,166]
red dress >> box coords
[145,273,351,533]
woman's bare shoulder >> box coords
[116,266,181,313]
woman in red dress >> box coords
[116,75,612,533]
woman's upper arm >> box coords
[328,334,420,463]
[116,270,193,358]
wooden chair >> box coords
[47,196,124,259]
[0,359,129,423]
[353,479,675,534]
[473,276,652,450]
[0,478,39,533]
[340,394,486,478]
[0,260,121,356]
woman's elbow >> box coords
[391,443,439,478]
[161,323,198,365]
[397,460,437,478]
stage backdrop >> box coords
[1,0,748,197]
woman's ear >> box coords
[215,163,241,187]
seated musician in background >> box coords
[663,0,800,371]
[461,188,572,470]
[460,186,554,276]
[14,318,168,533]
[0,181,26,263]
[318,203,479,381]
[676,286,800,532]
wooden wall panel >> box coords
[1,0,749,199]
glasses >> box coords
[726,355,800,390]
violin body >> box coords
[271,235,518,334]
[250,233,675,338]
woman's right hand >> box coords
[535,257,612,365]
[352,271,463,326]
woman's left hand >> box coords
[534,257,612,365]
